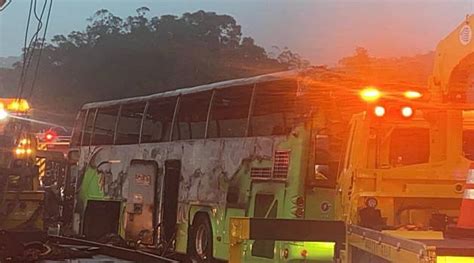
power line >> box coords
[17,0,47,98]
[28,0,53,99]
[16,0,49,99]
[16,0,34,98]
[19,0,47,97]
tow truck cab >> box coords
[336,107,468,230]
[334,86,474,261]
[0,99,43,231]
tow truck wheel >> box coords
[189,214,214,262]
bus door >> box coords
[159,160,181,245]
[125,160,158,245]
[245,181,285,262]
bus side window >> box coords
[70,110,86,147]
[173,91,212,140]
[249,80,297,137]
[92,106,119,145]
[208,85,252,138]
[142,97,177,143]
[82,109,97,146]
[116,103,145,145]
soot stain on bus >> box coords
[76,137,283,244]
[75,136,283,232]
[67,69,354,260]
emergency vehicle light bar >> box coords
[0,98,30,113]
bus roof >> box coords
[82,70,302,110]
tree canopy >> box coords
[338,47,434,88]
[1,9,304,127]
[0,8,435,128]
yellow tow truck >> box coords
[336,14,474,263]
[0,98,44,232]
[228,15,474,263]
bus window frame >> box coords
[141,96,179,144]
[80,79,302,145]
[245,83,257,137]
[115,103,146,145]
[206,85,254,139]
[89,108,99,147]
[71,110,86,147]
[79,109,88,147]
[138,101,149,144]
[247,80,298,137]
[172,91,213,141]
[204,89,216,139]
[81,108,98,147]
[91,106,120,146]
[113,105,123,145]
[169,95,181,142]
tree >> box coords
[338,47,372,78]
[1,9,300,127]
[276,47,310,69]
[338,47,434,88]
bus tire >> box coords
[189,213,214,262]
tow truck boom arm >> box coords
[430,15,474,103]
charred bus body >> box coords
[66,69,365,262]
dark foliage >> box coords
[1,9,302,127]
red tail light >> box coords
[44,130,57,142]
[292,196,305,218]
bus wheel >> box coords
[189,214,214,262]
